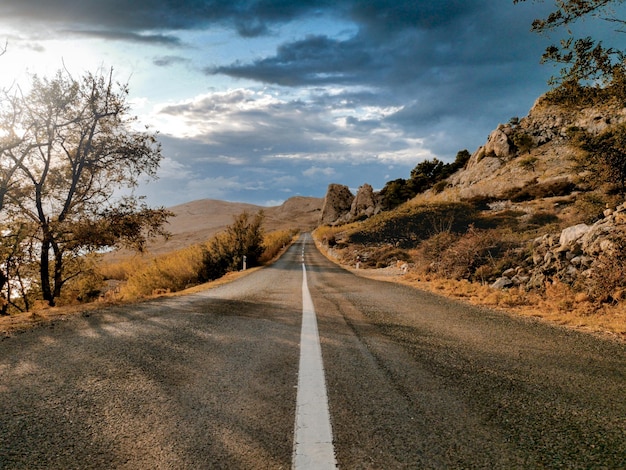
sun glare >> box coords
[0,37,116,92]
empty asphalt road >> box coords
[1,234,625,469]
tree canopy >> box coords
[0,69,170,308]
[515,0,626,90]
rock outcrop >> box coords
[320,184,354,225]
[447,98,626,202]
[349,184,381,221]
[319,183,383,225]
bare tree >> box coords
[4,69,169,306]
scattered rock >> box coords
[558,223,591,251]
[491,277,514,290]
[517,202,626,290]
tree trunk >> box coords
[52,240,63,301]
[0,270,7,316]
[40,236,54,306]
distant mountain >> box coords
[107,196,323,260]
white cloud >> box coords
[156,156,193,179]
[302,166,336,178]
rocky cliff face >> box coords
[320,183,382,225]
[447,98,626,201]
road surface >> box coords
[1,234,625,468]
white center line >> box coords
[292,257,337,469]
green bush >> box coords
[198,211,264,282]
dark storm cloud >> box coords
[212,1,546,89]
[65,29,182,46]
[205,0,554,149]
[0,0,335,38]
[208,34,383,86]
[1,0,550,95]
[153,55,191,67]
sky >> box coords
[0,1,624,208]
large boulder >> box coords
[349,183,380,220]
[558,223,591,251]
[320,184,354,225]
[484,125,512,159]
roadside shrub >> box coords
[414,231,459,274]
[579,230,626,304]
[418,227,520,283]
[199,211,264,282]
[107,210,273,300]
[365,245,412,268]
[259,229,298,264]
[100,259,136,281]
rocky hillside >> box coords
[321,96,626,224]
[319,94,626,304]
[445,96,626,202]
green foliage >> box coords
[379,178,415,210]
[199,211,265,282]
[516,0,626,95]
[380,150,471,210]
